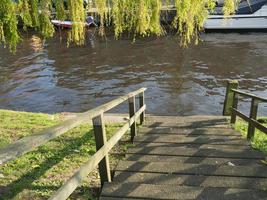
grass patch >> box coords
[234,117,267,155]
[0,110,131,200]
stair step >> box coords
[126,145,264,159]
[138,127,241,136]
[132,134,247,145]
[144,115,230,129]
[113,171,267,190]
[115,161,267,178]
[125,155,265,166]
[101,183,267,200]
[131,142,254,150]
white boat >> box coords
[204,0,267,31]
[51,16,97,29]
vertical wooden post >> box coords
[230,92,239,124]
[129,96,136,142]
[247,99,258,139]
[92,113,111,186]
[223,80,239,116]
[139,91,145,124]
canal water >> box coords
[0,30,267,116]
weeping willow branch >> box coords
[0,0,20,52]
[172,0,215,46]
[67,0,86,46]
[0,0,239,53]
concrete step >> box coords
[113,171,267,190]
[115,161,267,178]
[126,145,264,159]
[138,127,241,136]
[125,154,266,166]
[144,115,230,129]
[131,142,254,150]
[132,134,247,145]
[101,183,267,200]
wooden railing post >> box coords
[92,113,111,186]
[247,99,259,139]
[223,80,239,116]
[230,92,239,124]
[129,96,136,142]
[139,91,145,124]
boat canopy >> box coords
[212,0,267,15]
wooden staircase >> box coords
[100,115,267,200]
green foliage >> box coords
[18,0,33,29]
[223,0,241,15]
[172,0,215,46]
[0,0,20,52]
[112,0,164,39]
[0,0,240,52]
[39,0,54,38]
[67,0,86,46]
[55,0,66,21]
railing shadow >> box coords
[0,129,95,199]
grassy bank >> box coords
[0,110,130,200]
[234,117,267,155]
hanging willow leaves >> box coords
[223,0,241,15]
[67,0,86,46]
[172,0,215,46]
[39,0,54,38]
[0,0,20,52]
[0,0,240,52]
[29,0,39,28]
[18,0,32,29]
[55,0,66,21]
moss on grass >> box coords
[234,117,267,155]
[0,110,130,200]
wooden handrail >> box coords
[224,80,267,140]
[232,109,267,134]
[0,87,146,165]
[49,105,146,200]
[231,89,267,103]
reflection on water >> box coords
[0,30,267,116]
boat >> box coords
[204,0,267,31]
[51,16,97,29]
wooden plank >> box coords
[132,134,249,146]
[138,127,241,136]
[113,172,267,190]
[125,155,264,166]
[126,146,263,159]
[115,161,267,178]
[128,97,136,141]
[101,183,267,200]
[232,109,267,134]
[231,89,267,103]
[223,80,239,116]
[247,99,259,139]
[49,105,146,200]
[143,122,230,129]
[0,88,147,166]
[131,142,254,151]
[139,92,145,124]
[147,115,229,124]
[92,114,111,186]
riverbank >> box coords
[0,110,132,200]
